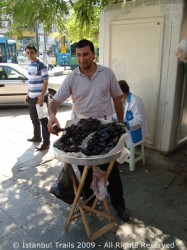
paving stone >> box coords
[22,211,67,241]
[151,204,187,241]
[0,184,33,209]
[116,219,187,250]
[0,227,36,250]
[165,174,187,204]
[125,191,171,225]
[0,209,19,238]
[2,198,56,226]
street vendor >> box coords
[47,39,129,222]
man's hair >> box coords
[118,80,130,93]
[25,44,37,52]
[75,39,95,53]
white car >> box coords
[0,63,61,104]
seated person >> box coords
[118,80,149,148]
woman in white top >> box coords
[118,80,149,148]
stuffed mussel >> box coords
[54,118,126,156]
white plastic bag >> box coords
[178,38,187,52]
[36,102,48,119]
[116,147,130,164]
[176,38,187,61]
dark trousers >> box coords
[28,95,50,144]
[48,64,53,71]
[78,161,125,209]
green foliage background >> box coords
[0,0,112,44]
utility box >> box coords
[99,0,187,154]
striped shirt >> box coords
[27,59,49,98]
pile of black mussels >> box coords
[54,118,126,156]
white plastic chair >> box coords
[125,143,145,171]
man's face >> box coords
[25,48,37,62]
[76,46,95,70]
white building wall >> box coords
[99,0,185,153]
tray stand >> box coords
[64,160,116,241]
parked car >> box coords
[17,56,30,69]
[0,63,61,104]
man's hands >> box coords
[47,98,62,135]
[48,115,63,135]
[38,95,44,106]
[52,124,64,134]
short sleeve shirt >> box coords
[54,64,123,119]
[27,59,48,98]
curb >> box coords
[49,70,72,77]
[49,70,64,77]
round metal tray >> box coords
[53,142,121,166]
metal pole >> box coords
[44,31,47,55]
[44,31,47,62]
[35,22,39,55]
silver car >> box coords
[0,63,60,104]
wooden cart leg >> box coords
[64,160,117,241]
[104,160,115,182]
[79,205,91,238]
[64,165,90,230]
[102,197,111,218]
[82,161,117,241]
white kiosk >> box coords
[99,0,187,154]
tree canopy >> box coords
[0,0,113,43]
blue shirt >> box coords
[27,59,48,98]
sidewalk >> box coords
[0,106,187,250]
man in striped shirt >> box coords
[25,44,50,151]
